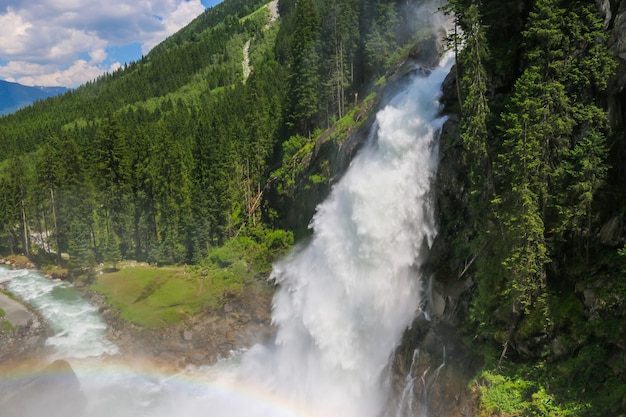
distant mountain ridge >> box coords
[0,80,68,116]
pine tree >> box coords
[93,114,133,248]
[34,140,63,263]
[286,0,321,136]
[457,3,492,218]
[7,155,31,257]
[495,68,554,326]
[481,0,615,349]
[102,230,122,269]
[67,215,96,273]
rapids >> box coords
[1,267,118,359]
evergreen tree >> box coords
[93,114,133,249]
[34,140,64,263]
[102,230,122,269]
[473,0,615,348]
[6,155,31,256]
[495,68,554,322]
[457,3,492,219]
[286,0,321,136]
[363,1,399,79]
[67,215,96,273]
[55,134,95,258]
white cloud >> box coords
[0,0,206,87]
[141,0,206,53]
[90,48,108,64]
[0,10,33,55]
[0,60,122,87]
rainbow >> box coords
[0,356,315,417]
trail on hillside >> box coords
[242,0,279,81]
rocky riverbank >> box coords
[0,259,48,362]
[87,280,275,368]
[0,257,276,370]
[0,294,48,362]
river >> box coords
[1,267,118,360]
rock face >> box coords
[597,0,626,129]
[0,293,47,362]
[385,107,481,416]
[0,359,86,417]
[264,34,448,233]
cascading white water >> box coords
[237,56,452,417]
[0,267,118,359]
[0,50,452,417]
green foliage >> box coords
[0,308,12,334]
[203,224,293,273]
[363,3,399,77]
[476,371,546,416]
[67,216,96,273]
[448,1,625,415]
[281,134,309,164]
[102,231,122,268]
[0,0,431,270]
[272,133,316,195]
[474,350,626,417]
[1,315,13,333]
[285,0,321,136]
[456,0,617,353]
[456,4,491,207]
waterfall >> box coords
[236,54,453,417]
[395,348,422,417]
[0,51,453,417]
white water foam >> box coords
[235,55,453,417]
[1,266,118,359]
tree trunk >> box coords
[50,187,62,265]
[21,197,29,257]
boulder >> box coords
[0,359,87,417]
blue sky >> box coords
[0,0,222,88]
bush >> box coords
[475,370,566,417]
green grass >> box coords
[238,1,271,24]
[91,265,241,327]
[90,226,292,328]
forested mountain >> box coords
[0,0,433,268]
[0,80,67,116]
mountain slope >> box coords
[0,80,67,116]
[0,0,431,265]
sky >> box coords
[0,0,222,88]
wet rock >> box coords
[430,291,446,319]
[191,351,207,363]
[583,288,597,309]
[0,297,48,361]
[388,323,480,417]
[0,359,86,417]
